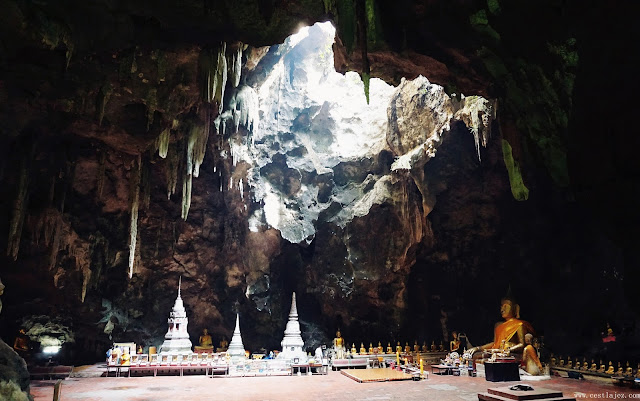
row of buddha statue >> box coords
[552,356,640,378]
[332,329,451,358]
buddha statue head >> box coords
[500,297,520,320]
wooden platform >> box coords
[478,386,576,401]
[341,368,415,383]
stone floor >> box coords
[30,366,640,401]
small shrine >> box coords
[278,292,307,362]
[227,313,246,359]
[159,278,193,355]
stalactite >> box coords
[96,83,113,126]
[181,173,192,220]
[145,88,158,131]
[228,43,243,88]
[96,150,106,200]
[199,42,228,111]
[128,156,141,279]
[166,144,180,199]
[157,128,170,158]
[48,214,62,270]
[7,154,30,260]
[81,268,91,303]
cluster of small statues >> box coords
[332,329,451,359]
[552,356,640,378]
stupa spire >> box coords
[178,276,181,298]
[278,292,307,362]
[227,313,246,359]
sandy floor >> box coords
[30,366,640,401]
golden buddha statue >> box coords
[616,362,623,376]
[589,359,597,372]
[522,333,542,375]
[137,345,143,354]
[422,341,428,353]
[386,342,393,354]
[404,342,411,353]
[605,361,614,375]
[598,360,605,373]
[566,357,573,369]
[625,362,633,376]
[360,343,367,355]
[414,341,420,353]
[378,341,383,353]
[450,331,461,352]
[333,330,345,358]
[438,341,445,352]
[351,343,357,355]
[333,330,344,349]
[467,297,533,358]
[636,363,640,379]
[396,342,402,353]
[550,355,556,366]
[368,343,374,354]
[219,336,229,351]
[559,356,565,367]
[198,329,213,348]
[430,341,436,352]
[120,348,131,366]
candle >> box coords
[396,351,400,366]
[420,358,424,376]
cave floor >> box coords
[30,367,639,400]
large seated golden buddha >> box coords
[468,297,534,357]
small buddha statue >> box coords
[137,345,143,354]
[582,358,589,371]
[378,341,383,353]
[120,348,131,366]
[573,360,580,370]
[625,362,633,376]
[404,342,411,353]
[438,341,445,352]
[598,360,605,373]
[589,359,597,372]
[566,357,573,369]
[219,336,229,351]
[450,331,461,352]
[635,363,640,379]
[351,343,357,355]
[430,341,436,352]
[359,343,367,355]
[368,343,374,354]
[333,330,345,359]
[198,328,213,348]
[616,362,623,376]
[550,355,556,366]
[414,340,420,353]
[422,341,428,353]
[386,342,393,354]
[605,361,615,375]
[396,342,402,353]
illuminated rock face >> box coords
[159,281,193,355]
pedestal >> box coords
[484,361,520,382]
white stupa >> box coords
[159,277,193,354]
[227,313,246,359]
[278,292,307,362]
